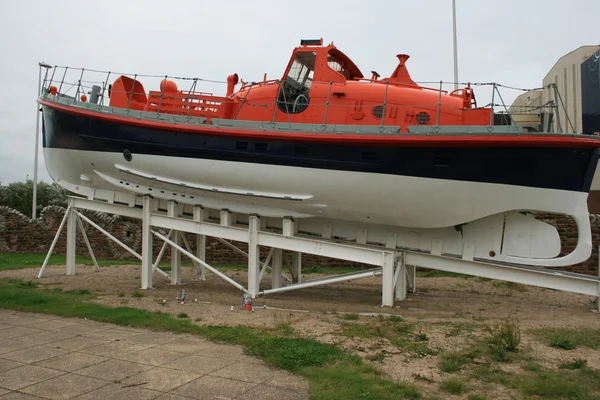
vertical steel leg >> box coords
[38,204,72,278]
[248,215,260,297]
[291,252,302,284]
[272,248,283,289]
[168,201,181,284]
[382,252,395,307]
[193,206,207,280]
[395,255,407,301]
[407,264,416,293]
[65,201,77,276]
[141,196,153,289]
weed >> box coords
[440,378,469,394]
[177,312,188,319]
[342,313,359,321]
[389,315,403,322]
[131,290,144,298]
[195,317,202,322]
[521,362,542,372]
[485,318,521,361]
[531,328,600,350]
[439,352,470,373]
[467,395,487,400]
[559,358,587,370]
[19,280,37,288]
[276,322,294,336]
[118,291,125,297]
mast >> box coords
[452,0,459,90]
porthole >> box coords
[416,112,430,125]
[372,105,385,119]
[123,149,133,162]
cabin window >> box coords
[277,52,316,114]
[327,52,350,79]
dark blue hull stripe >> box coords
[42,106,599,193]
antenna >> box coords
[452,0,459,90]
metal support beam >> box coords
[193,206,207,280]
[76,215,99,272]
[272,248,283,289]
[248,215,260,297]
[291,252,302,284]
[405,252,600,296]
[407,264,416,293]
[141,196,153,289]
[258,248,275,283]
[152,230,247,292]
[38,204,72,278]
[152,230,172,278]
[381,252,395,307]
[76,212,142,260]
[261,268,382,296]
[167,201,181,284]
[66,201,77,276]
[395,254,406,301]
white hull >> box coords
[44,148,588,229]
[42,148,593,267]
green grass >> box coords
[177,312,189,319]
[0,278,422,399]
[0,253,139,270]
[559,359,588,370]
[439,351,471,373]
[342,313,359,321]
[131,290,144,298]
[439,378,469,394]
[531,328,600,350]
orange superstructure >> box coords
[109,39,490,130]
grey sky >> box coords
[0,0,598,184]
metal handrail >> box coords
[40,64,569,132]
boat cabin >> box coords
[108,39,490,129]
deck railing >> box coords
[38,64,575,134]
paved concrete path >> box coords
[0,310,308,400]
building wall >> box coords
[508,90,542,131]
[542,45,600,134]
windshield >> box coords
[287,52,316,88]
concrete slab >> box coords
[122,332,177,346]
[0,338,35,355]
[35,352,108,372]
[20,373,108,400]
[44,336,108,352]
[174,375,257,399]
[153,337,213,354]
[116,348,183,366]
[237,384,308,400]
[209,362,276,384]
[54,322,114,336]
[0,326,44,339]
[82,328,144,341]
[199,344,245,359]
[162,354,234,376]
[73,384,162,400]
[79,341,152,357]
[0,365,64,391]
[25,319,80,331]
[0,315,52,326]
[0,392,50,399]
[0,388,9,396]
[18,330,75,345]
[75,359,153,382]
[0,359,25,372]
[120,367,200,392]
[1,345,69,363]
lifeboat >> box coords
[38,39,600,267]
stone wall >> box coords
[0,205,598,275]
